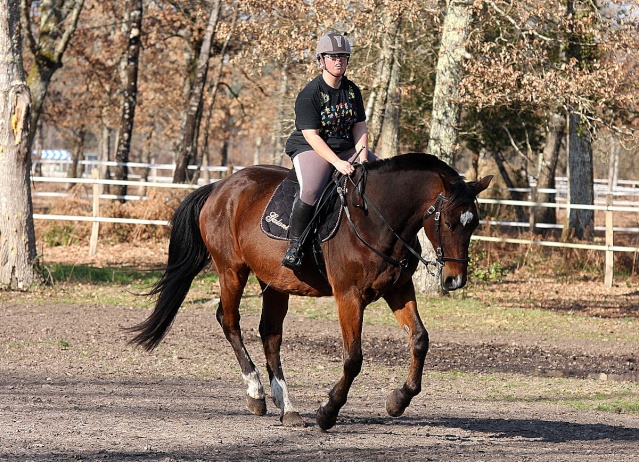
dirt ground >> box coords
[2,243,639,461]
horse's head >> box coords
[422,175,493,291]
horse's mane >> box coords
[364,153,478,209]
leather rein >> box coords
[336,165,470,279]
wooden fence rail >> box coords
[32,171,639,287]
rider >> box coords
[282,32,377,269]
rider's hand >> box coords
[333,159,355,176]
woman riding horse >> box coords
[283,32,377,269]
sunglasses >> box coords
[324,54,349,61]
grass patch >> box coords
[13,263,221,308]
[44,263,165,286]
[427,371,639,415]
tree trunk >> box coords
[66,128,85,190]
[492,150,527,223]
[198,12,235,179]
[271,59,289,166]
[99,124,112,194]
[173,0,221,184]
[416,0,474,295]
[20,0,85,152]
[219,137,229,180]
[607,131,620,193]
[367,11,401,152]
[562,1,594,241]
[533,112,564,232]
[113,0,143,202]
[564,112,594,240]
[0,0,38,289]
[378,38,401,159]
[137,129,153,197]
[426,0,473,164]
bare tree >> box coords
[415,0,475,294]
[533,113,564,233]
[427,0,473,164]
[113,0,143,201]
[366,8,402,153]
[20,0,85,151]
[378,32,402,159]
[563,0,594,240]
[0,0,37,289]
[173,0,221,183]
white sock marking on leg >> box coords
[243,370,265,399]
[270,376,297,414]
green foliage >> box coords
[461,104,545,156]
[42,224,78,247]
[468,243,508,282]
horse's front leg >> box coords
[258,285,305,427]
[383,280,429,417]
[317,292,364,430]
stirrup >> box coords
[282,243,304,269]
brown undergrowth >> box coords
[35,185,189,244]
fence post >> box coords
[89,168,100,256]
[604,193,614,287]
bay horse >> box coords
[128,153,492,430]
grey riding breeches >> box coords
[292,148,378,205]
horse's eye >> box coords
[445,221,452,229]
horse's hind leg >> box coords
[383,280,429,417]
[216,267,267,416]
[258,286,305,427]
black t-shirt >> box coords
[285,75,366,158]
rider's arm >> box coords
[352,121,368,163]
[302,129,354,175]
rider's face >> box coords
[322,54,348,74]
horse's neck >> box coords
[363,169,440,236]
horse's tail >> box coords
[127,183,216,351]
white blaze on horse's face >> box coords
[460,209,474,227]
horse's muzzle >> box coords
[442,273,466,291]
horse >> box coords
[128,153,492,430]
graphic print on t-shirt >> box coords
[319,86,358,140]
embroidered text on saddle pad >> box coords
[260,173,343,242]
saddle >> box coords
[260,168,344,243]
[261,168,353,278]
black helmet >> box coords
[315,33,352,59]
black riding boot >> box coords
[282,198,315,269]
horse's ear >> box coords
[471,175,493,196]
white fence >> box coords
[31,164,639,286]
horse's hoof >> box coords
[281,411,306,427]
[386,388,410,417]
[246,395,267,416]
[316,405,337,431]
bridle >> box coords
[423,193,472,265]
[338,167,470,279]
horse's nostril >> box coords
[444,275,465,291]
